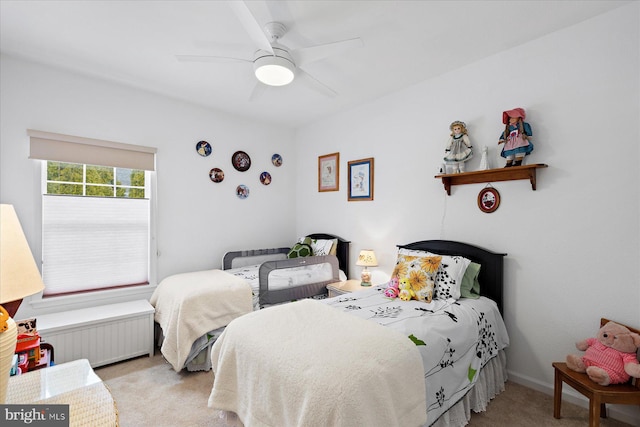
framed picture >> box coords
[348,157,374,201]
[478,187,500,213]
[318,152,339,192]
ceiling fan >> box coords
[176,0,363,99]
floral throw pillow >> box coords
[392,254,441,303]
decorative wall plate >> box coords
[209,168,224,183]
[272,154,283,167]
[232,151,251,171]
[196,140,212,157]
[478,187,500,213]
[260,171,272,185]
[236,184,249,199]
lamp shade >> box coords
[1,204,45,304]
[1,204,45,404]
[356,250,378,267]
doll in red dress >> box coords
[499,108,533,167]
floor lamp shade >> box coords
[0,204,46,403]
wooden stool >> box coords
[552,318,640,427]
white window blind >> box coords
[42,195,150,295]
[28,129,156,171]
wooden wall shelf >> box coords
[435,163,548,195]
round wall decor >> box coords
[209,168,224,183]
[232,151,251,171]
[236,184,249,199]
[478,186,500,213]
[260,171,272,185]
[272,154,283,167]
[196,140,212,157]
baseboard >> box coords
[507,370,640,426]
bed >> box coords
[207,240,509,427]
[222,233,350,309]
[150,233,350,372]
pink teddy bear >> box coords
[566,321,640,386]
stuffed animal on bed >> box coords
[398,278,414,301]
[384,277,399,299]
[566,320,640,386]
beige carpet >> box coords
[96,352,633,427]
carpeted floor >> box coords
[96,352,634,427]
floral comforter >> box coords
[322,286,510,426]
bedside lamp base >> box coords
[360,268,372,287]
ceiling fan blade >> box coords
[226,0,273,54]
[249,81,268,101]
[175,54,252,64]
[297,68,338,98]
[292,37,363,67]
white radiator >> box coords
[36,300,155,368]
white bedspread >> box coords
[324,287,510,425]
[208,299,427,427]
[208,286,509,427]
[150,269,253,371]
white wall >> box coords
[295,3,639,423]
[0,54,297,315]
[1,2,638,423]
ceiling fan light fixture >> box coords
[254,50,295,86]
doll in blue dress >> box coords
[499,108,533,167]
[443,121,473,173]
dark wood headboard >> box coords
[396,240,506,314]
[307,233,351,274]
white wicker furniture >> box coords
[6,359,118,426]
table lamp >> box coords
[356,249,378,287]
[1,204,45,403]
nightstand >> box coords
[327,279,372,297]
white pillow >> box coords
[398,248,429,257]
[426,252,471,300]
[298,237,335,256]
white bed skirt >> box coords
[210,350,507,427]
[430,350,508,427]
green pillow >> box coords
[460,262,481,299]
[287,237,313,258]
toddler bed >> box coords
[222,233,350,309]
[207,240,509,427]
[150,233,350,372]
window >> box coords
[42,162,150,296]
[45,162,146,198]
[28,130,157,297]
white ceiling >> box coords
[0,1,629,128]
